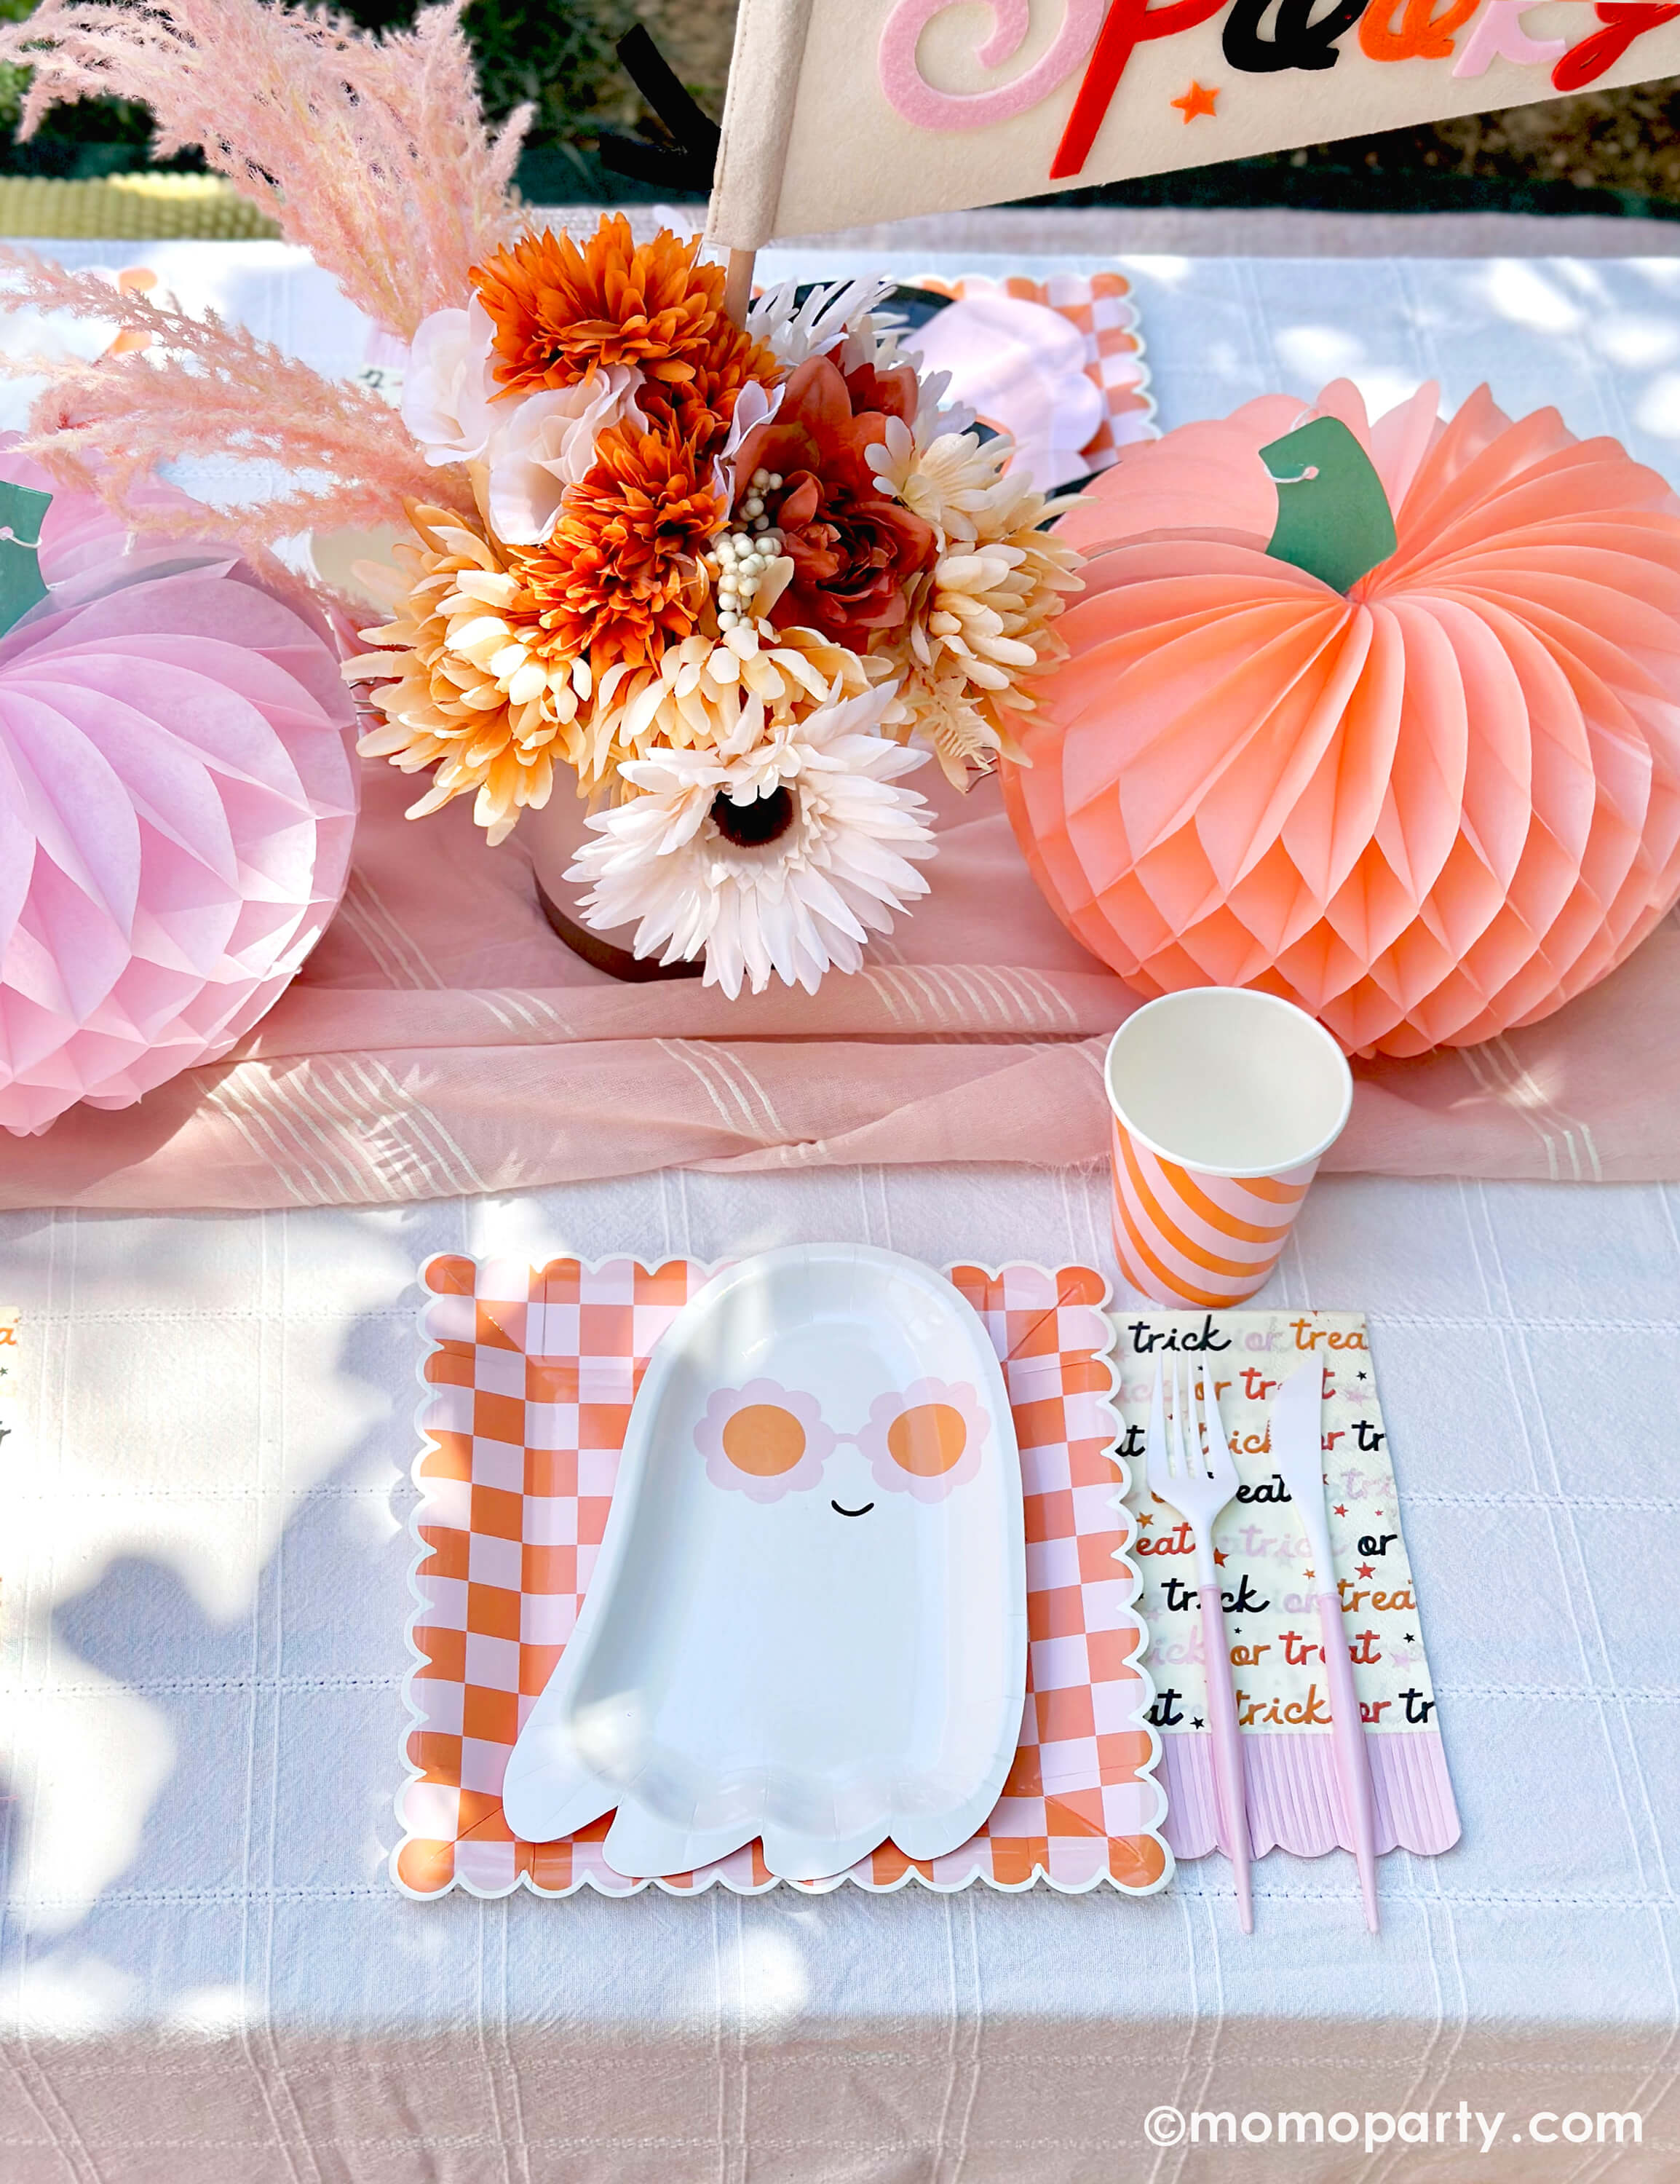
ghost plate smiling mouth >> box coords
[831,1497,874,1517]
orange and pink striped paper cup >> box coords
[1104,989,1354,1308]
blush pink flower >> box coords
[857,1377,991,1503]
[694,1380,836,1503]
[484,363,648,544]
[401,301,496,467]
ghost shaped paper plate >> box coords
[499,1243,1027,1883]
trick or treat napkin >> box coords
[1114,1310,1461,1863]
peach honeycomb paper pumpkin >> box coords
[1001,378,1680,1056]
[0,440,360,1134]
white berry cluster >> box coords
[708,467,788,630]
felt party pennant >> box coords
[705,0,1680,247]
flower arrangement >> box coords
[0,1,1082,1000]
[350,230,1082,997]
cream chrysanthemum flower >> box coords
[346,503,591,844]
[867,423,1083,786]
[869,419,1023,545]
[567,682,935,999]
[580,618,896,785]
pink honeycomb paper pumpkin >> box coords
[1002,378,1680,1057]
[0,442,360,1134]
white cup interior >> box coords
[1104,988,1354,1177]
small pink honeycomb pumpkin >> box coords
[1002,379,1680,1056]
[0,440,359,1133]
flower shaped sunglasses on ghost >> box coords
[697,1375,991,1505]
[695,1380,836,1501]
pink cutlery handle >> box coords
[1198,1581,1253,1934]
[1316,1588,1380,1934]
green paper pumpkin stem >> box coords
[0,480,52,636]
[1259,416,1397,596]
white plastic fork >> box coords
[1146,1355,1254,1933]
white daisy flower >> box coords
[566,683,937,999]
[746,277,976,442]
[746,276,897,367]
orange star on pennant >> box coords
[1171,80,1219,122]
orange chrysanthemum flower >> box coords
[471,216,776,440]
[513,419,725,676]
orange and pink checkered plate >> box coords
[395,1257,1171,1898]
[918,269,1155,468]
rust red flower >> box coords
[839,355,920,427]
[734,355,935,646]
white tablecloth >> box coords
[0,248,1678,2180]
[11,238,1680,497]
[1,1167,1677,2181]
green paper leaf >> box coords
[0,480,50,636]
[1259,417,1397,596]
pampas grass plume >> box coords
[0,0,529,337]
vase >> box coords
[519,788,703,984]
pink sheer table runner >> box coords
[1,756,1676,1209]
